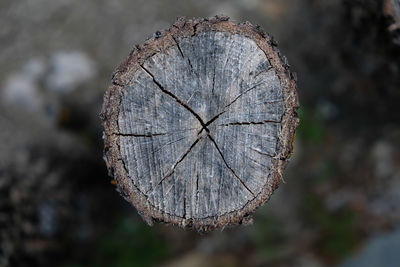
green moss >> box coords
[90,218,169,267]
[297,106,326,144]
[302,194,359,260]
[252,209,290,262]
[314,162,337,183]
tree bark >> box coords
[101,16,299,231]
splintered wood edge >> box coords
[101,15,299,232]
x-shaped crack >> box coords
[139,64,258,197]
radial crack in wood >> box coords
[207,134,255,197]
[101,16,299,231]
[155,136,203,189]
[218,120,281,127]
[140,64,207,129]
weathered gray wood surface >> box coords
[101,16,299,231]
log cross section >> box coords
[101,16,299,231]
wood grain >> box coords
[101,16,299,231]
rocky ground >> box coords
[1,0,400,266]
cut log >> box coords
[101,16,299,231]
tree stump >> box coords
[101,16,299,231]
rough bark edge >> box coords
[100,15,299,232]
[384,0,400,45]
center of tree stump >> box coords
[101,16,299,231]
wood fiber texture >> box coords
[101,16,299,231]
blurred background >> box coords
[1,0,400,266]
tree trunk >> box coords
[101,16,299,231]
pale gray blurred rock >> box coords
[341,226,400,267]
[339,139,364,172]
[370,173,400,218]
[371,141,394,179]
[21,58,46,81]
[38,202,57,237]
[1,74,43,112]
[368,138,400,219]
[45,51,96,93]
[1,58,46,113]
